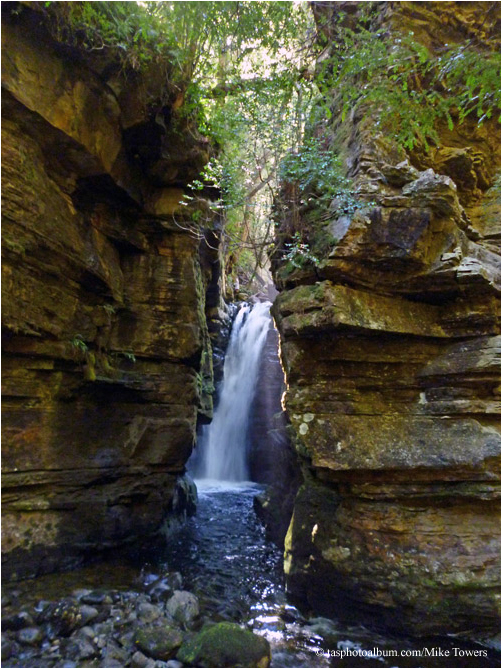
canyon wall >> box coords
[2,4,224,580]
[272,2,500,636]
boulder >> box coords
[165,591,200,625]
[134,625,184,661]
[177,622,271,668]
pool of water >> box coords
[4,483,499,668]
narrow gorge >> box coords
[1,2,500,668]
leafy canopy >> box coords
[41,1,501,287]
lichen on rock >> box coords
[1,3,222,580]
[272,0,501,638]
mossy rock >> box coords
[177,622,271,668]
[134,624,183,661]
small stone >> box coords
[148,572,184,603]
[2,610,35,631]
[137,601,162,623]
[17,626,43,646]
[165,591,199,625]
[166,573,183,591]
[100,660,123,668]
[134,624,184,661]
[102,641,130,665]
[64,634,98,661]
[80,591,112,606]
[1,635,16,661]
[71,589,91,601]
[45,599,82,636]
[78,626,95,639]
[132,650,151,668]
[79,605,99,626]
[34,600,51,615]
[147,581,172,603]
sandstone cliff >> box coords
[272,1,500,636]
[2,3,225,580]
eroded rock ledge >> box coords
[272,1,500,636]
[1,4,225,580]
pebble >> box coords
[79,604,99,625]
[80,591,112,606]
[132,650,151,667]
[34,600,51,615]
[17,626,43,646]
[2,610,34,630]
[165,590,200,625]
[64,635,97,660]
[71,589,91,601]
[1,570,197,668]
[133,624,183,661]
[102,640,130,665]
[1,636,16,661]
[137,601,162,623]
[78,625,95,639]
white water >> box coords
[193,301,272,482]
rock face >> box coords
[2,5,223,579]
[272,2,500,636]
[250,322,302,546]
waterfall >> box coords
[193,301,272,482]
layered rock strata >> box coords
[272,1,501,636]
[250,321,302,546]
[2,4,223,579]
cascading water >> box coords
[6,301,497,669]
[192,301,272,482]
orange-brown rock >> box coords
[273,1,500,637]
[1,4,221,579]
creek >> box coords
[3,483,497,668]
[2,303,498,668]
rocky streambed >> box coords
[2,485,499,668]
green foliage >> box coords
[69,334,88,355]
[175,3,313,290]
[43,2,500,289]
[279,137,362,218]
[283,232,320,269]
[45,1,172,72]
[119,351,136,363]
[437,46,501,125]
[315,10,501,150]
[44,1,309,83]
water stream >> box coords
[192,301,272,482]
[2,302,498,667]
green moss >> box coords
[177,622,270,668]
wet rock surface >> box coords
[1,3,219,579]
[177,622,271,668]
[272,0,500,638]
[1,488,499,668]
[2,574,199,668]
